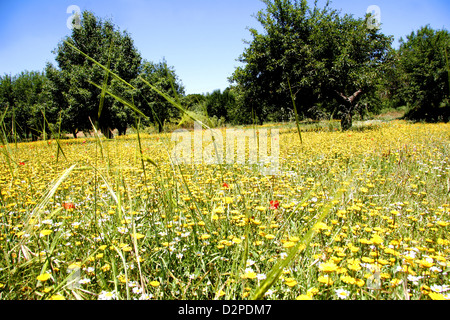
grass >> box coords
[0,119,449,300]
[1,41,448,301]
[373,108,407,121]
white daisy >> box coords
[430,285,450,293]
[256,274,266,280]
[335,289,350,299]
[117,227,128,234]
[139,293,153,300]
[132,287,143,294]
[264,289,276,297]
[98,291,117,300]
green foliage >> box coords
[204,88,237,121]
[0,74,15,136]
[398,26,450,122]
[2,6,448,137]
[132,60,185,133]
[369,49,405,112]
[0,71,51,141]
[176,109,226,130]
[49,10,142,138]
[0,74,14,111]
[231,0,393,129]
[183,94,207,113]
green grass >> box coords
[0,120,449,300]
[0,45,448,301]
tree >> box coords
[204,88,237,121]
[230,0,392,129]
[0,71,51,141]
[321,12,392,129]
[50,10,141,138]
[0,74,15,136]
[132,60,185,133]
[45,64,72,136]
[183,94,207,113]
[372,48,406,112]
[398,26,450,122]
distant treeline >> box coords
[0,1,449,141]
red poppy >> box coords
[18,162,25,166]
[63,202,75,210]
[223,183,229,189]
[270,200,280,210]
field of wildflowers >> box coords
[0,120,448,300]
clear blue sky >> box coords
[0,0,449,95]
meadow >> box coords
[0,120,449,300]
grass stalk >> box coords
[250,177,351,300]
[20,164,77,241]
[287,78,303,144]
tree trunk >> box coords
[341,112,353,131]
[336,89,363,131]
[102,127,113,139]
[73,130,78,139]
[118,127,127,136]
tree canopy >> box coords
[49,10,142,138]
[398,26,450,122]
[132,59,185,133]
[1,3,448,142]
[230,0,393,129]
[0,71,50,141]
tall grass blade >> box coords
[0,106,17,176]
[250,179,350,300]
[41,109,67,161]
[89,117,105,160]
[0,106,9,128]
[445,46,450,96]
[138,76,210,130]
[134,115,148,184]
[112,245,130,300]
[287,78,303,144]
[93,166,125,215]
[20,164,77,242]
[97,39,114,122]
[44,247,102,299]
[12,104,17,148]
[66,39,222,239]
[64,40,133,90]
[89,80,148,119]
[56,111,63,161]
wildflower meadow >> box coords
[0,120,448,300]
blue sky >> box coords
[0,0,449,94]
